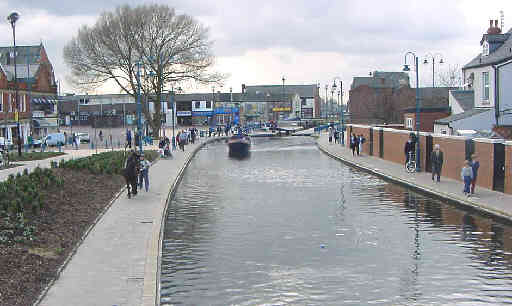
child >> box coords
[138,154,151,192]
[460,160,474,197]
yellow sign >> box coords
[272,107,291,112]
[14,111,18,122]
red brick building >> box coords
[0,43,58,144]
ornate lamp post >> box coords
[403,52,421,172]
[324,84,328,120]
[7,12,21,156]
[423,53,444,87]
[332,77,344,145]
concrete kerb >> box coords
[142,137,228,306]
[317,140,512,224]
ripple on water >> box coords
[160,137,512,305]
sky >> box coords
[1,0,512,103]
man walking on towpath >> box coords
[430,144,444,182]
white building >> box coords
[434,20,512,135]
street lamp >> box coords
[7,12,21,156]
[324,84,328,120]
[332,77,344,145]
[282,76,285,121]
[423,53,444,87]
[135,60,143,153]
[403,52,421,172]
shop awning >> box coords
[31,96,58,105]
[32,118,58,128]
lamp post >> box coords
[324,84,328,120]
[423,53,444,87]
[136,60,143,153]
[332,77,344,145]
[170,89,176,150]
[7,12,21,156]
[282,76,285,122]
[403,52,421,172]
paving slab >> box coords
[317,133,512,221]
[36,136,222,306]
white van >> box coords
[44,133,65,146]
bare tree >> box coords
[436,64,463,88]
[63,4,225,136]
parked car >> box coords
[44,133,66,146]
[32,139,42,148]
[77,132,90,143]
[0,137,13,150]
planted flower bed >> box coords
[0,150,158,306]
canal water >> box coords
[160,137,512,305]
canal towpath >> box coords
[37,136,222,306]
[317,133,512,221]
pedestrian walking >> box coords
[334,129,339,144]
[328,126,334,143]
[461,160,474,197]
[126,129,132,149]
[99,130,103,143]
[404,134,416,167]
[138,154,150,192]
[72,133,78,150]
[430,144,444,182]
[358,134,365,155]
[179,131,187,151]
[350,133,359,156]
[470,154,480,194]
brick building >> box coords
[348,71,411,124]
[0,43,58,143]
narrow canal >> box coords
[160,136,512,305]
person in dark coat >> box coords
[430,144,444,182]
[126,129,132,149]
[470,154,480,194]
[404,134,416,166]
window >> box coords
[482,41,489,56]
[195,101,200,109]
[406,117,414,129]
[206,101,211,108]
[482,72,490,101]
[8,94,12,112]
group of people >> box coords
[208,124,232,137]
[350,133,365,156]
[124,149,151,197]
[404,135,481,197]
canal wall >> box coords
[345,124,512,195]
[144,136,227,306]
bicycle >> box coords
[406,151,416,173]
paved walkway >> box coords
[317,133,512,221]
[36,136,223,306]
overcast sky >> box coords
[1,0,511,102]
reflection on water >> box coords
[161,137,512,305]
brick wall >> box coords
[344,124,512,195]
[432,136,467,183]
[505,142,512,194]
[382,129,410,164]
[474,140,495,190]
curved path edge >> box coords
[142,137,227,306]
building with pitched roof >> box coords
[0,43,58,143]
[461,19,512,127]
[434,19,512,135]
